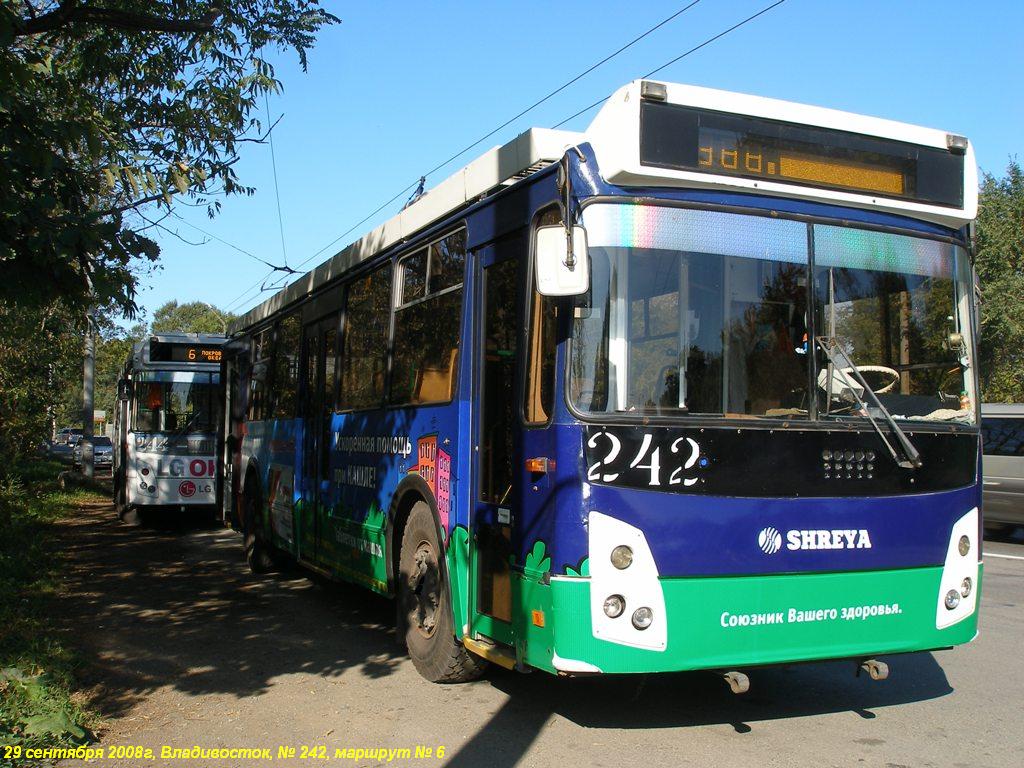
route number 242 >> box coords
[587,432,701,487]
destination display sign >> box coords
[639,101,964,208]
[149,340,223,363]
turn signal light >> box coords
[525,457,554,473]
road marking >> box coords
[987,553,1024,561]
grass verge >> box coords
[1,459,105,761]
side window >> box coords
[390,230,466,406]
[982,417,1024,457]
[524,292,557,424]
[247,327,272,421]
[524,209,561,424]
[339,264,392,409]
[324,320,339,411]
[271,313,301,418]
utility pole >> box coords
[82,314,95,479]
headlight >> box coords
[603,595,625,618]
[610,545,633,570]
[958,535,970,557]
[631,607,654,630]
[944,589,961,610]
[960,577,972,598]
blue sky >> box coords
[136,0,1024,323]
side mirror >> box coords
[117,380,132,401]
[535,225,589,296]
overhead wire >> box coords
[170,211,295,273]
[226,0,790,314]
[223,1,707,312]
[265,92,290,268]
[552,0,789,128]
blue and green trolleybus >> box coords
[223,81,982,686]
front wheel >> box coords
[242,481,274,574]
[115,478,141,525]
[398,501,486,683]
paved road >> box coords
[58,501,1024,768]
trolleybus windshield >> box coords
[132,371,221,433]
[570,203,973,423]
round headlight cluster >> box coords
[960,577,973,598]
[610,545,633,570]
[631,607,654,630]
[944,589,961,610]
[603,594,625,618]
[958,535,971,557]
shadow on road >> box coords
[55,500,403,720]
[57,498,957,762]
[443,653,954,768]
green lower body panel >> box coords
[516,566,981,675]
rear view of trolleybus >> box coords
[225,80,981,685]
[114,334,226,524]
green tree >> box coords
[0,301,80,463]
[975,161,1024,402]
[0,1,337,315]
[151,300,235,334]
[52,317,147,430]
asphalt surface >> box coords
[56,500,1024,768]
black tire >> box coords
[242,478,274,574]
[116,480,142,525]
[398,501,486,683]
[113,474,124,515]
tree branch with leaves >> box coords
[0,1,338,315]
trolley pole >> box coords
[82,315,95,479]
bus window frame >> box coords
[334,261,393,413]
[521,206,563,429]
[562,195,977,434]
[307,226,469,415]
[389,227,468,408]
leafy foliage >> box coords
[0,463,103,753]
[151,299,235,334]
[0,1,338,315]
[51,314,148,431]
[975,161,1024,402]
[0,301,81,464]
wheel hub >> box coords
[409,540,439,638]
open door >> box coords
[470,245,521,647]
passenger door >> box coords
[297,315,339,565]
[470,244,521,646]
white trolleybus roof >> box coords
[234,80,977,331]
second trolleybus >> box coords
[222,80,982,685]
[114,333,227,524]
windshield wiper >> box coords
[815,337,923,470]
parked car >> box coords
[55,427,83,445]
[981,403,1024,530]
[73,435,114,473]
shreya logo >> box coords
[758,527,873,554]
[757,526,783,554]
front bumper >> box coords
[526,564,981,674]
